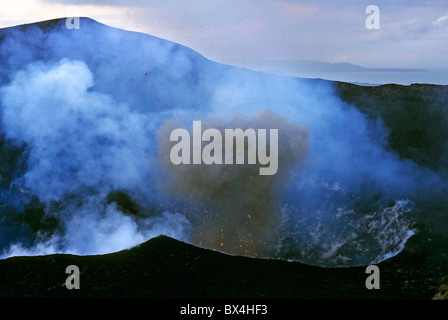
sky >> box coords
[0,0,447,78]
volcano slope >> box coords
[0,234,447,299]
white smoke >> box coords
[0,59,191,257]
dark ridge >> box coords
[23,18,65,31]
[13,17,96,31]
[335,82,448,174]
[0,234,447,299]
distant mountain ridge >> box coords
[235,59,430,74]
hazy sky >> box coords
[1,0,447,69]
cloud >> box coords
[433,14,448,25]
[43,0,148,6]
[2,0,447,69]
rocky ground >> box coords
[0,233,447,300]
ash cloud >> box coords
[157,110,309,256]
